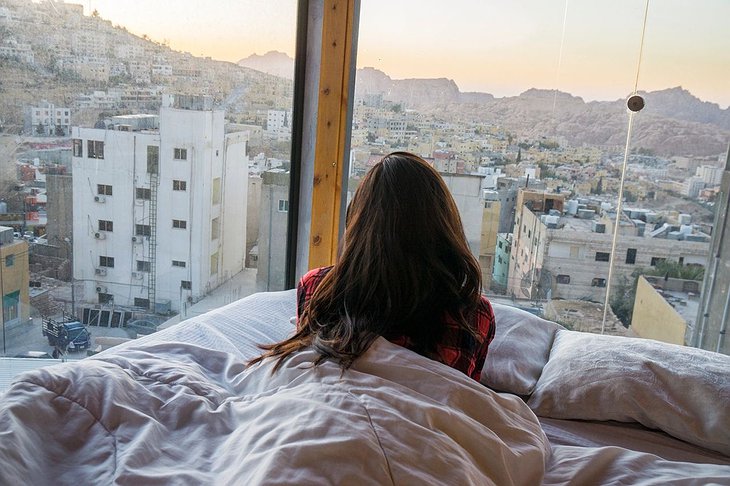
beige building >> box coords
[631,275,698,346]
[479,198,501,291]
[0,227,30,329]
[508,190,709,302]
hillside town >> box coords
[0,0,727,358]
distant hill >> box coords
[354,68,730,157]
[237,51,294,79]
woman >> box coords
[251,152,495,381]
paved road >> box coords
[2,316,132,359]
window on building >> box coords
[181,280,192,290]
[591,278,607,287]
[595,252,610,262]
[136,187,151,200]
[626,248,637,264]
[99,256,115,268]
[556,274,571,284]
[173,148,187,160]
[135,224,151,236]
[72,139,82,157]
[278,199,289,212]
[651,257,667,267]
[147,145,159,174]
[98,220,113,232]
[87,140,104,159]
[5,255,14,267]
[172,260,186,268]
[134,298,150,309]
[2,291,19,323]
[173,219,187,229]
[211,177,221,204]
[210,252,219,275]
[136,260,151,272]
[173,180,187,191]
[211,217,220,240]
[98,293,113,304]
[97,184,113,196]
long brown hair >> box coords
[250,152,482,371]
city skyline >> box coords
[83,0,730,108]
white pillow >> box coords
[481,304,563,396]
[527,330,730,456]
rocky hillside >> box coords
[355,69,729,157]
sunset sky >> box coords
[84,0,730,107]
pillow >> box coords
[480,304,563,396]
[527,329,730,456]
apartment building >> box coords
[0,227,29,329]
[71,96,249,314]
[27,101,71,137]
[508,189,709,302]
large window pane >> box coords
[350,1,728,353]
[0,1,298,359]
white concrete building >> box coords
[71,98,249,313]
[28,101,71,136]
[266,110,292,140]
[696,165,722,187]
[684,176,705,198]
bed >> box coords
[0,290,728,485]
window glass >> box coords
[0,1,298,357]
[352,0,727,352]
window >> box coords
[99,256,115,268]
[211,217,220,240]
[651,257,667,267]
[135,224,151,236]
[173,180,187,191]
[72,139,82,157]
[97,184,113,196]
[210,252,219,275]
[181,280,192,290]
[136,188,151,200]
[212,177,221,204]
[172,260,186,268]
[2,291,19,323]
[173,219,187,229]
[134,298,150,309]
[147,145,159,174]
[98,293,113,304]
[87,140,104,159]
[591,278,607,287]
[136,260,151,272]
[626,248,637,264]
[173,148,187,160]
[556,274,571,284]
[278,199,289,212]
[98,220,113,232]
[595,252,610,262]
[5,255,14,267]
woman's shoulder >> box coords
[299,266,334,287]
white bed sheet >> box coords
[1,290,728,485]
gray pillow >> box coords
[528,330,730,456]
[481,304,563,396]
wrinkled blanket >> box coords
[0,336,549,485]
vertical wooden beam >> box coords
[308,0,356,269]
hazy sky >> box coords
[84,0,730,107]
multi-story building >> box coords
[0,227,30,330]
[694,147,730,355]
[27,102,71,137]
[492,233,512,291]
[71,96,249,314]
[255,170,290,291]
[695,165,723,187]
[508,189,710,302]
[266,110,293,140]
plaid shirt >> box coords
[296,266,496,381]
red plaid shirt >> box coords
[296,266,496,381]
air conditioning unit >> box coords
[132,272,143,280]
[95,268,107,276]
[94,232,106,239]
[94,195,106,203]
[135,199,144,206]
[132,236,143,244]
[95,285,107,293]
